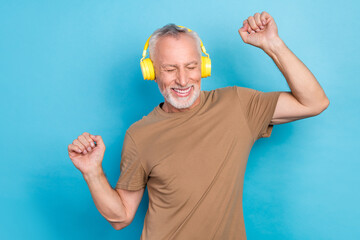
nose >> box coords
[175,67,188,87]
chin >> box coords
[162,85,201,109]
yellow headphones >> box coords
[140,25,211,80]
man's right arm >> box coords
[83,167,145,230]
[68,132,145,230]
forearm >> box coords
[83,168,127,224]
[264,37,329,108]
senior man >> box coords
[68,11,329,240]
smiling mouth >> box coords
[171,86,192,97]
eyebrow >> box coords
[161,61,198,68]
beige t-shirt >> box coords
[115,86,281,240]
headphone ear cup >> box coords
[140,58,155,80]
[201,56,211,78]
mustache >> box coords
[169,85,194,89]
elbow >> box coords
[112,223,126,231]
[110,219,131,230]
[106,214,131,231]
[313,98,330,116]
[111,223,122,231]
[324,98,330,108]
[320,97,330,113]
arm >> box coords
[265,38,329,124]
[68,132,144,230]
[83,168,145,230]
[239,11,330,124]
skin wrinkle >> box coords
[161,61,198,69]
[152,33,202,112]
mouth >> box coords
[171,86,192,97]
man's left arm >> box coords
[238,11,330,125]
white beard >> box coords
[159,84,200,109]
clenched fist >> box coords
[68,132,106,175]
[238,11,282,51]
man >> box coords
[68,11,329,239]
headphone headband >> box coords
[140,25,211,80]
[141,25,208,60]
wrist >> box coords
[263,37,286,57]
[83,167,104,182]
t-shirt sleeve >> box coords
[234,86,281,141]
[115,131,148,191]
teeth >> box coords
[174,87,191,93]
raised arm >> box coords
[68,132,144,230]
[238,11,330,124]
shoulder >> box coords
[205,86,237,99]
[231,86,264,104]
[232,85,258,95]
[213,85,236,94]
[125,107,165,143]
[212,85,256,95]
[208,85,256,102]
[212,86,265,111]
[127,112,154,134]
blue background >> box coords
[1,0,358,239]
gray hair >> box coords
[148,23,202,61]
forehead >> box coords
[155,34,200,62]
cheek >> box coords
[157,79,172,91]
[191,69,202,81]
